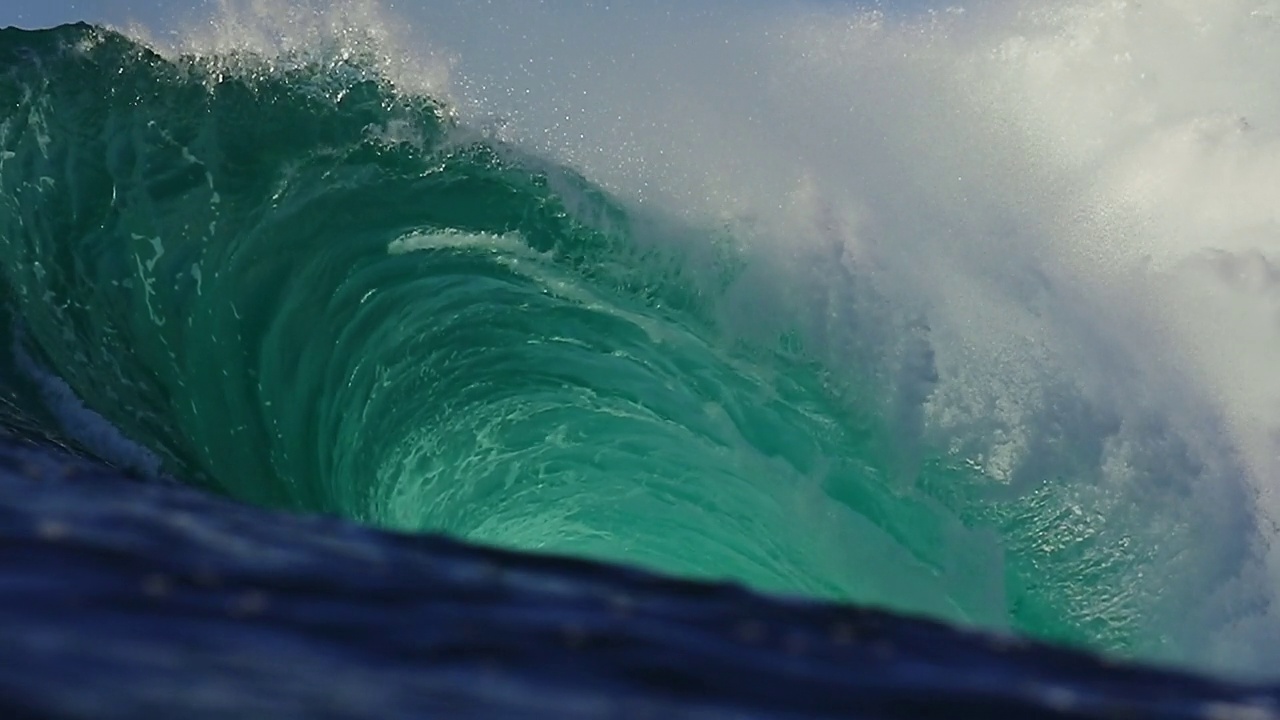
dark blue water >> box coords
[1,427,1277,719]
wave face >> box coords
[1,23,938,606]
[1,0,1279,680]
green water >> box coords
[0,23,1248,669]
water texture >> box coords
[2,0,1279,683]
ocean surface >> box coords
[1,0,1280,715]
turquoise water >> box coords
[1,9,1277,679]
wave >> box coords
[1,0,1278,680]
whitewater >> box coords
[1,0,1278,681]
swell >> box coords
[0,23,917,600]
[0,21,1272,678]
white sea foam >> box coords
[129,0,454,99]
[11,333,168,481]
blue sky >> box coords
[4,0,178,29]
[4,1,941,32]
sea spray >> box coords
[423,0,1280,674]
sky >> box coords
[4,0,182,29]
[3,0,944,33]
[0,0,951,111]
